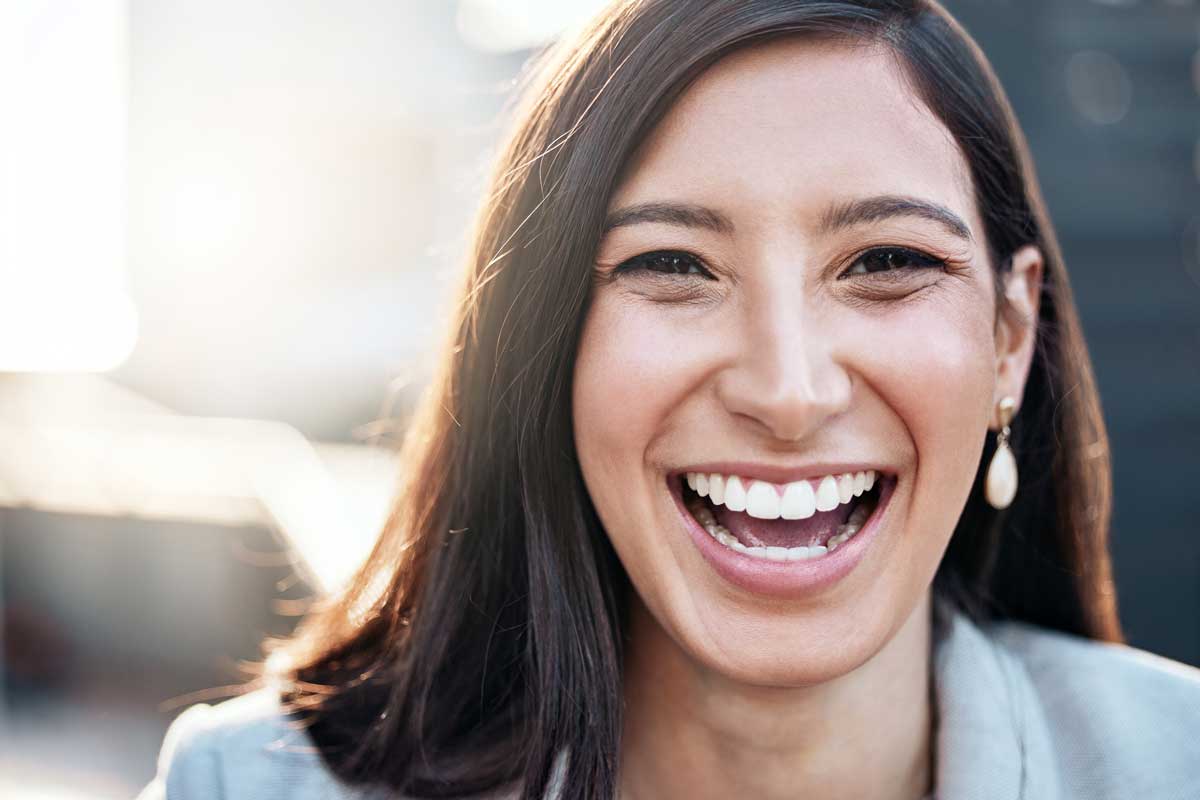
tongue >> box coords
[715,503,853,548]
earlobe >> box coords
[993,244,1044,418]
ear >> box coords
[993,244,1043,428]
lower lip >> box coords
[671,476,896,599]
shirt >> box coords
[138,604,1200,799]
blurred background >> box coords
[1,0,1197,797]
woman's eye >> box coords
[843,247,946,276]
[615,250,714,279]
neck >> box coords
[619,592,934,800]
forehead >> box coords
[611,38,977,231]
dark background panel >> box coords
[946,0,1200,665]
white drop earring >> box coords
[985,396,1018,510]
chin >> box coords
[674,578,914,688]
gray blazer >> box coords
[139,606,1200,799]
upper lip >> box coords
[673,461,892,485]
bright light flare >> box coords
[456,0,609,53]
[0,0,138,373]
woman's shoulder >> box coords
[137,687,375,800]
[987,618,1200,794]
[990,617,1200,714]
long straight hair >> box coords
[274,2,1120,797]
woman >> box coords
[142,1,1200,798]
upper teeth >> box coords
[685,470,877,520]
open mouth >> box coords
[678,469,894,563]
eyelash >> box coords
[614,250,712,278]
[613,246,948,279]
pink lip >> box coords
[670,473,897,599]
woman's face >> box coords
[573,39,1035,685]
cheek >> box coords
[572,295,704,474]
[859,288,996,536]
[572,293,714,581]
[878,310,992,430]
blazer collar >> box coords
[932,600,1062,800]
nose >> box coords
[714,297,852,444]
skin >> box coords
[572,39,1041,800]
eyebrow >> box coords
[601,194,973,242]
[819,194,973,242]
[601,202,735,236]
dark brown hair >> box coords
[274,2,1121,797]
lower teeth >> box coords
[690,499,872,562]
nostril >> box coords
[715,364,853,445]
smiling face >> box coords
[573,38,1033,686]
